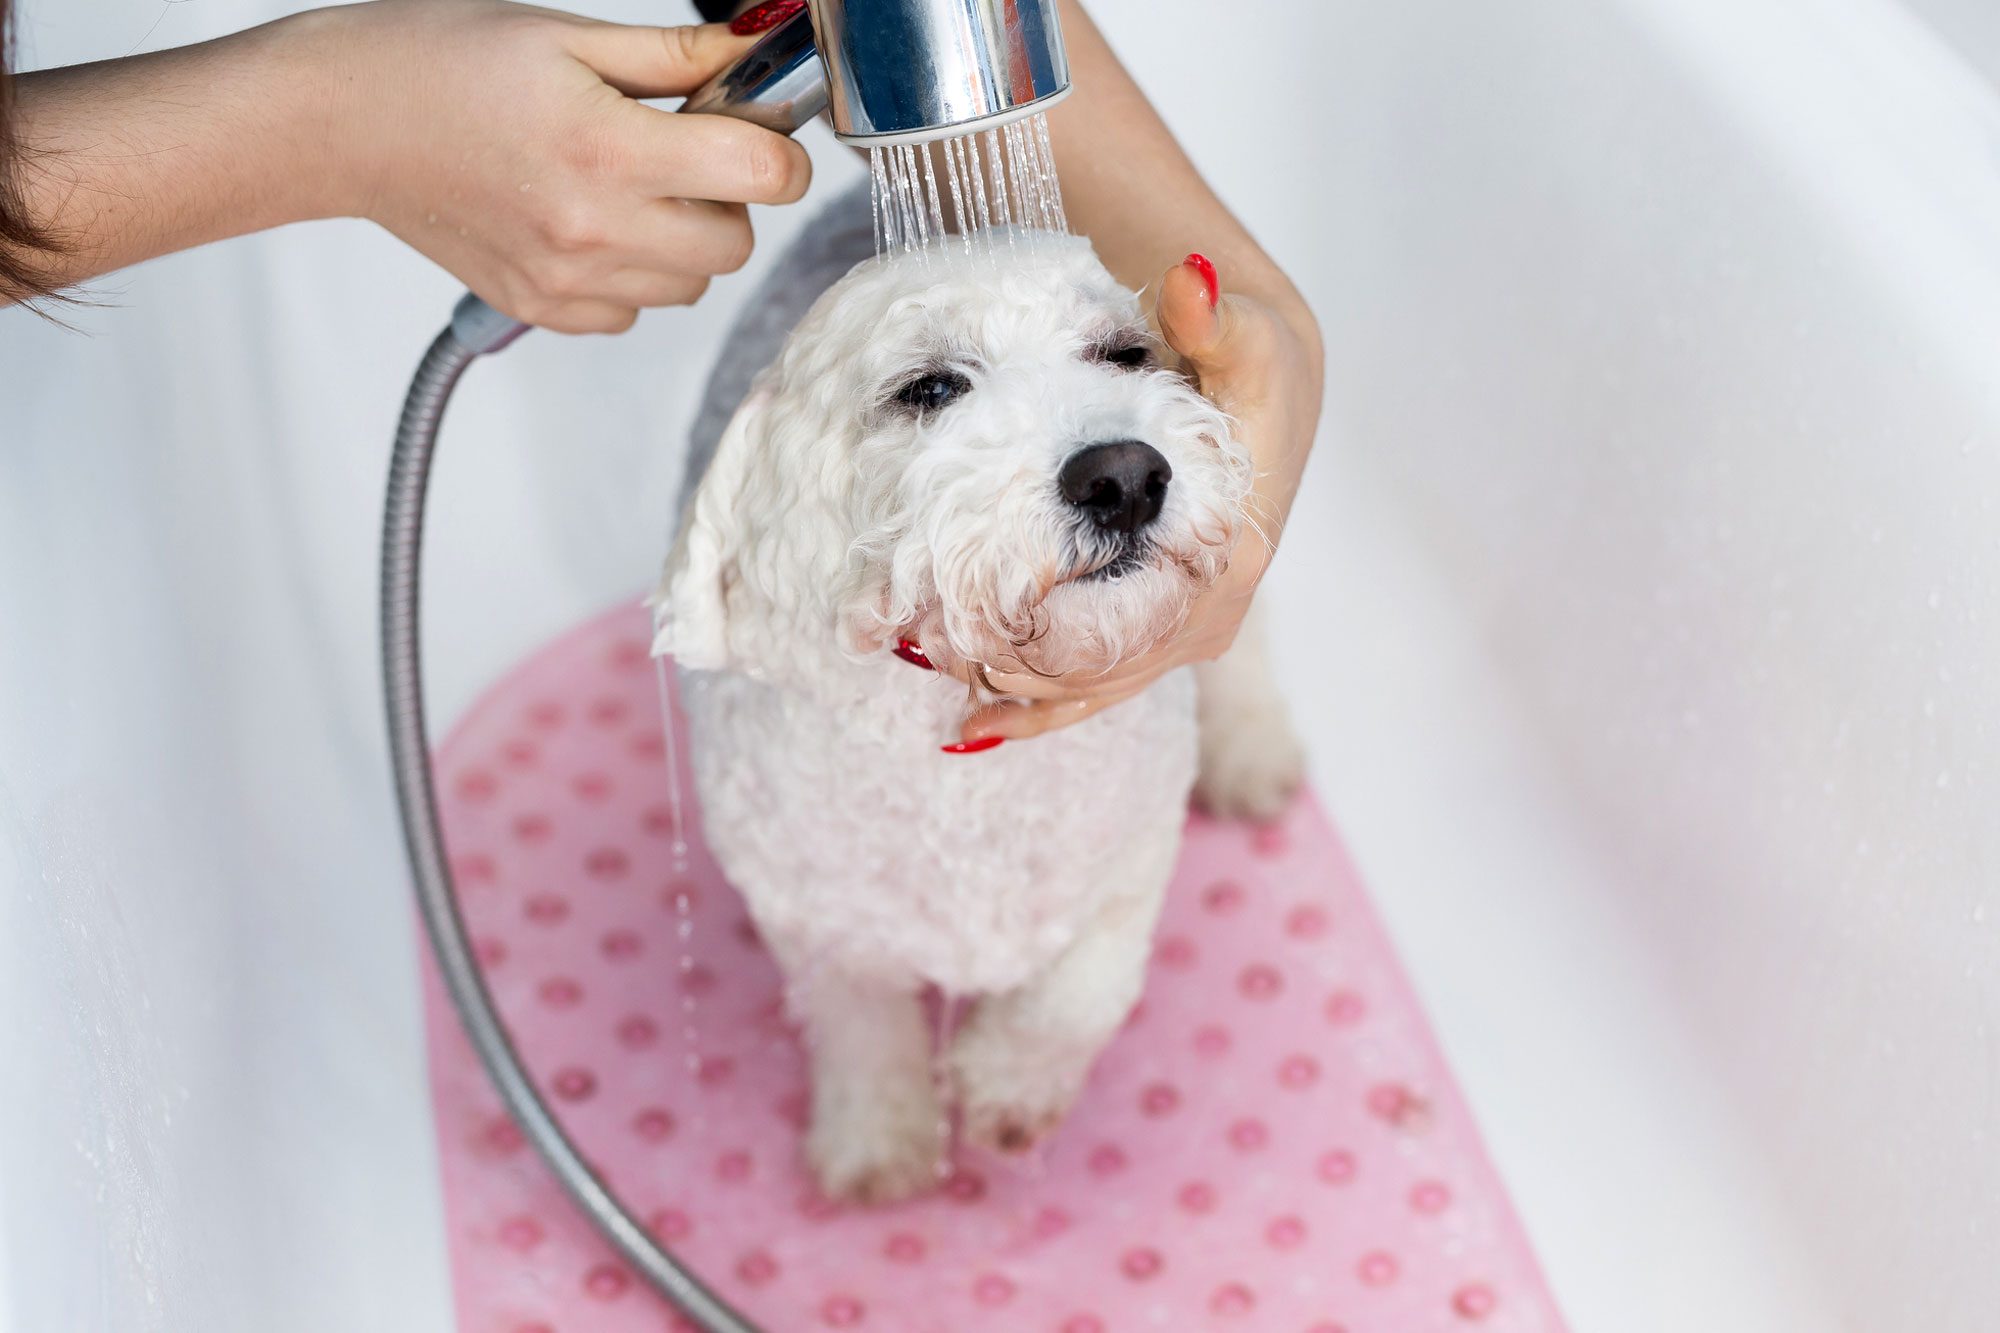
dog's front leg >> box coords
[791,969,946,1204]
[948,889,1164,1156]
[1193,602,1305,822]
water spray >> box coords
[380,4,1071,1328]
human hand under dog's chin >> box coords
[953,254,1318,744]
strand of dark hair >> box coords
[0,0,70,307]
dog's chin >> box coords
[965,552,1215,679]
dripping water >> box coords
[653,655,705,1100]
[869,110,1069,260]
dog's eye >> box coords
[894,370,972,414]
[1098,342,1154,371]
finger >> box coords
[537,299,640,335]
[961,678,1156,742]
[566,21,757,100]
[624,110,813,205]
[623,198,755,276]
[1156,253,1230,373]
[596,268,711,309]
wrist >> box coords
[259,5,388,224]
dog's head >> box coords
[654,237,1249,683]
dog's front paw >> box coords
[806,1075,947,1205]
[1195,697,1305,823]
[948,1021,1089,1157]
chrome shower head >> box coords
[682,0,1071,146]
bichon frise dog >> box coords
[653,184,1301,1203]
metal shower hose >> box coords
[380,307,759,1333]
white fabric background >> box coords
[4,1,1997,1330]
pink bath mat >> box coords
[419,601,1566,1333]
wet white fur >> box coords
[653,232,1299,1201]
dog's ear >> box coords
[650,391,769,672]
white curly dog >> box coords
[653,185,1300,1203]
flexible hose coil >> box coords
[381,324,758,1332]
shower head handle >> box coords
[684,0,1070,146]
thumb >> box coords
[567,21,759,100]
[1157,253,1230,372]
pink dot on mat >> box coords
[1032,1206,1070,1238]
[1140,1081,1181,1116]
[632,1108,676,1142]
[1412,1180,1453,1213]
[1265,1215,1307,1249]
[1120,1247,1163,1280]
[515,1323,554,1333]
[502,736,540,767]
[538,977,583,1009]
[479,1116,525,1156]
[1251,821,1289,857]
[527,700,565,730]
[1062,1318,1105,1333]
[609,638,649,670]
[1357,1251,1400,1287]
[796,1191,844,1223]
[1178,1181,1217,1213]
[584,1263,630,1299]
[1088,1144,1127,1176]
[1238,962,1284,1000]
[773,1089,810,1130]
[1453,1283,1499,1320]
[1156,934,1197,969]
[820,1294,865,1326]
[496,1215,543,1251]
[455,770,497,802]
[632,732,666,761]
[972,1273,1016,1306]
[1367,1082,1430,1128]
[1203,880,1246,914]
[524,893,570,926]
[1306,1324,1350,1333]
[1285,903,1329,938]
[735,1250,778,1286]
[715,1149,752,1182]
[1210,1282,1257,1316]
[1278,1053,1322,1089]
[474,937,507,969]
[1325,989,1368,1026]
[589,695,629,726]
[584,846,628,879]
[600,929,642,960]
[696,1055,735,1087]
[883,1232,926,1264]
[512,812,553,844]
[1227,1118,1269,1151]
[649,1208,691,1241]
[642,805,678,836]
[679,964,718,995]
[943,1169,986,1203]
[551,1067,596,1102]
[573,772,612,802]
[1317,1149,1358,1184]
[1194,1024,1233,1057]
[615,1014,658,1050]
[455,853,497,885]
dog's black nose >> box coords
[1059,441,1172,535]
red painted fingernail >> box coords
[892,639,935,670]
[1184,253,1219,308]
[941,736,1004,755]
[730,0,805,35]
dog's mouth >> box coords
[1073,542,1151,583]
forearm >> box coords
[8,11,352,294]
